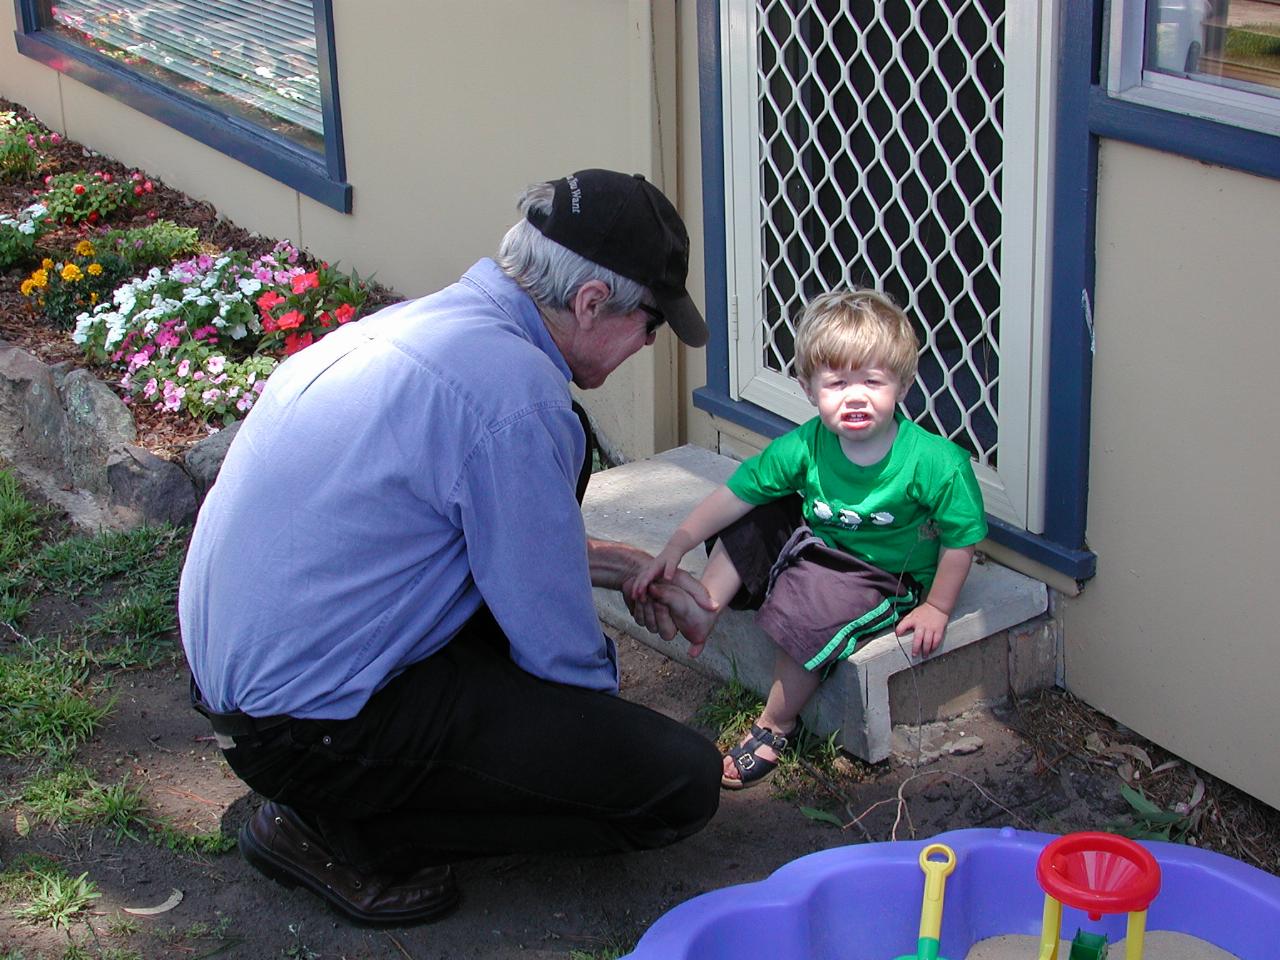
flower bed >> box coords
[0,97,401,453]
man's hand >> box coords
[894,601,950,658]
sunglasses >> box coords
[638,302,666,336]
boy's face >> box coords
[801,362,906,450]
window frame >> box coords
[11,0,351,212]
[1106,0,1280,138]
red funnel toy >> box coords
[1035,832,1162,960]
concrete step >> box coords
[583,444,1050,762]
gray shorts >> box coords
[715,498,922,673]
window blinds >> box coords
[45,0,322,137]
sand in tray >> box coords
[964,931,1240,960]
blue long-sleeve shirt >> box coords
[179,259,617,718]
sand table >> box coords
[966,931,1240,960]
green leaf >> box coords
[800,806,845,828]
[1120,784,1164,816]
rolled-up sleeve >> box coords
[449,402,618,693]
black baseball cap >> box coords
[526,169,708,347]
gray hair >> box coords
[496,182,647,314]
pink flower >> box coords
[162,381,186,411]
[143,378,158,398]
[176,359,191,378]
[193,371,204,380]
[236,395,253,412]
[206,355,226,374]
[201,388,222,403]
[253,380,266,394]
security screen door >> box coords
[719,0,1057,529]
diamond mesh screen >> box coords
[755,0,1004,465]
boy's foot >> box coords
[645,578,720,657]
[721,722,796,790]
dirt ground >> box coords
[4,621,1267,960]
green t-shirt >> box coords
[726,413,988,588]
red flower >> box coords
[335,303,356,324]
[317,311,333,327]
[73,184,86,195]
[291,271,320,294]
[275,309,305,331]
[257,290,285,312]
[262,314,279,332]
[88,211,99,223]
[283,331,314,355]
[134,186,144,197]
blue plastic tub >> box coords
[623,828,1280,960]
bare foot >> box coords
[647,580,720,657]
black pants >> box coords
[208,402,721,874]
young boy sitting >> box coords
[631,289,988,788]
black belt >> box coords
[189,675,292,739]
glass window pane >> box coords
[38,0,324,154]
[1145,0,1280,99]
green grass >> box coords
[148,822,237,856]
[0,471,47,571]
[33,525,184,600]
[19,767,148,840]
[696,670,846,795]
[83,579,180,669]
[0,641,111,759]
[0,855,100,928]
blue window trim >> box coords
[11,0,351,212]
[1087,89,1280,183]
[693,0,1098,582]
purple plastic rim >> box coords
[623,828,1280,960]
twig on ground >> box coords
[795,757,875,841]
[1,619,30,643]
[384,931,415,959]
[842,770,1032,841]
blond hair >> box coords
[792,289,919,386]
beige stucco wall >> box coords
[1062,140,1280,808]
[0,0,703,462]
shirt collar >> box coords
[460,258,572,382]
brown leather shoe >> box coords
[238,801,459,927]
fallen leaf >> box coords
[15,813,29,838]
[123,888,183,916]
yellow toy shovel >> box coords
[895,843,957,960]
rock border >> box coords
[0,339,235,529]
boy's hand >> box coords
[629,540,687,601]
[895,601,950,657]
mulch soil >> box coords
[2,97,1279,959]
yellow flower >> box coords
[75,240,96,257]
[87,262,103,276]
[32,269,48,288]
[20,279,34,296]
[61,263,84,282]
[41,258,54,270]
[90,292,99,304]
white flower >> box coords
[237,277,262,296]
